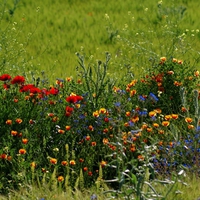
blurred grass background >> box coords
[1,0,200,81]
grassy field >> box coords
[1,0,200,81]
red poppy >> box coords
[3,83,10,90]
[29,87,41,94]
[20,84,35,92]
[66,95,83,103]
[65,106,74,116]
[49,87,59,95]
[0,74,11,81]
[11,75,25,84]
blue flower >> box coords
[149,92,159,102]
[138,95,146,102]
[114,102,121,107]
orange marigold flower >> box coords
[147,127,153,132]
[29,119,35,124]
[77,79,82,84]
[171,114,179,119]
[131,116,139,123]
[83,167,88,172]
[149,111,157,117]
[177,60,183,64]
[181,107,187,112]
[158,141,163,146]
[164,115,172,121]
[194,70,199,77]
[124,122,129,127]
[185,117,193,123]
[52,116,59,122]
[66,77,72,82]
[153,123,159,128]
[79,158,84,163]
[132,136,137,141]
[58,129,65,134]
[70,160,76,165]
[16,118,22,124]
[172,58,177,63]
[85,135,91,141]
[130,144,136,152]
[169,142,174,147]
[22,138,28,144]
[138,155,145,161]
[103,128,108,133]
[159,130,164,134]
[141,123,148,130]
[99,108,107,114]
[57,176,64,182]
[30,162,36,168]
[0,153,7,160]
[162,121,170,127]
[19,148,26,154]
[50,158,57,164]
[103,138,109,144]
[174,81,182,86]
[65,125,71,131]
[91,141,96,146]
[154,108,162,114]
[7,155,12,161]
[6,119,12,125]
[188,124,194,129]
[130,89,137,96]
[14,98,18,103]
[100,160,107,168]
[88,125,94,131]
[93,111,99,117]
[11,130,18,136]
[160,57,166,62]
[48,113,54,117]
[61,161,68,166]
[126,111,131,117]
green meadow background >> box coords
[1,0,200,81]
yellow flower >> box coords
[50,158,57,164]
[160,57,166,62]
[70,160,76,165]
[164,115,172,121]
[171,114,179,119]
[162,121,170,127]
[185,117,193,123]
[19,148,26,155]
[149,111,157,117]
[57,176,64,182]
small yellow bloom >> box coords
[57,176,64,182]
[19,148,26,155]
[149,111,157,117]
[153,123,159,128]
[164,115,172,121]
[188,124,194,129]
[50,158,57,164]
[70,160,76,165]
[162,121,170,127]
[171,114,179,119]
[185,117,193,123]
[160,57,166,62]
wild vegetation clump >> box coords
[1,0,200,200]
